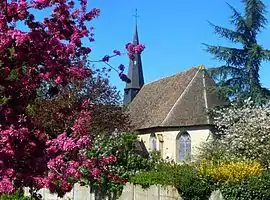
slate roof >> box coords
[127,66,226,130]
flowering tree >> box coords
[0,0,144,197]
[210,99,270,168]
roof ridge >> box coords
[143,67,199,87]
[202,70,210,124]
[161,68,201,125]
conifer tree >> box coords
[204,0,270,104]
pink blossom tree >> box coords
[0,0,144,197]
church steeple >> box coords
[123,17,144,105]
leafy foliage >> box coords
[197,160,262,184]
[131,158,267,200]
[30,72,131,137]
[131,164,213,200]
[0,190,30,200]
[80,132,157,198]
[197,139,236,163]
[90,104,131,136]
[220,172,270,200]
[206,99,270,168]
[204,0,270,103]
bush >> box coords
[0,190,30,200]
[131,160,267,199]
[197,160,262,184]
[83,132,160,197]
[131,164,213,200]
[131,159,269,200]
[131,163,187,188]
[197,140,237,163]
[220,172,270,200]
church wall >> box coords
[138,133,151,151]
[138,127,212,162]
[188,129,212,159]
[160,131,178,160]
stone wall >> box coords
[24,183,224,200]
[24,183,181,200]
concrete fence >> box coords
[120,183,181,200]
[24,183,224,200]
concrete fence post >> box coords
[157,185,160,200]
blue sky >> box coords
[87,0,270,97]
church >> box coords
[124,25,225,162]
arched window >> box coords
[178,132,191,161]
[149,133,157,151]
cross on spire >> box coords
[133,8,139,24]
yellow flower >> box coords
[197,159,262,184]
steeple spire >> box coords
[132,9,139,45]
[123,10,144,105]
[134,9,139,28]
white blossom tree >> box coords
[207,98,270,168]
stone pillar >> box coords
[73,184,91,200]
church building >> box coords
[124,25,225,162]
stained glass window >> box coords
[149,133,157,151]
[178,132,191,161]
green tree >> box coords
[83,132,156,198]
[30,70,131,137]
[204,0,270,104]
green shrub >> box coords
[220,172,270,200]
[131,160,270,200]
[84,132,159,197]
[197,140,239,164]
[130,164,177,187]
[0,190,30,200]
[131,164,214,200]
